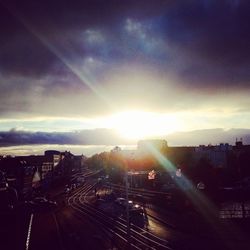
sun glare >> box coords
[103,111,180,140]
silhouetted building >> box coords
[0,171,18,211]
[44,150,60,157]
[195,143,232,168]
[73,155,87,170]
[0,157,25,195]
[138,139,168,154]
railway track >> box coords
[101,184,180,231]
[105,183,172,199]
[68,182,173,250]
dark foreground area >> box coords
[1,178,250,250]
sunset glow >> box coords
[99,111,180,140]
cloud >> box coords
[1,128,250,151]
[122,18,168,60]
[1,1,249,86]
[0,0,250,126]
[125,18,147,38]
[0,128,132,146]
[84,29,105,45]
[167,128,250,146]
[159,0,250,87]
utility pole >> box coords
[237,151,246,219]
[125,170,130,248]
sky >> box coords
[0,0,250,150]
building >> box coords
[138,139,168,154]
[16,151,61,195]
[0,157,25,196]
[73,154,87,171]
[194,143,232,168]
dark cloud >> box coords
[0,129,73,146]
[0,3,56,76]
[1,0,250,86]
[0,0,250,121]
[0,128,131,146]
[164,1,250,65]
[167,128,250,146]
[0,0,169,76]
[160,0,250,87]
[1,128,250,148]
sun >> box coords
[105,111,180,140]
